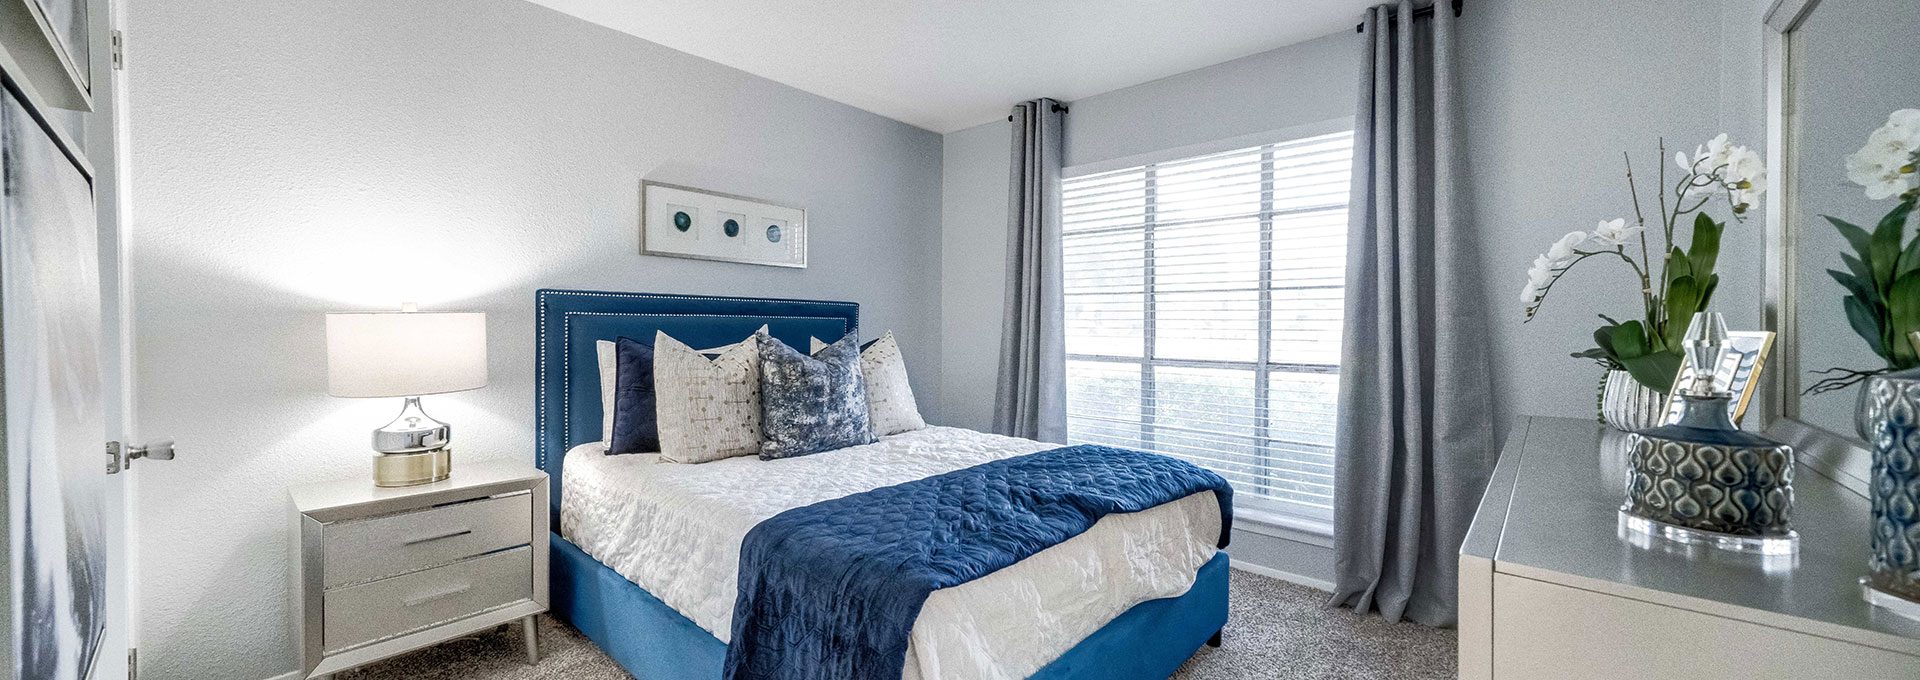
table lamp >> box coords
[326,306,487,487]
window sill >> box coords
[1233,507,1335,548]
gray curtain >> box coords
[1331,1,1493,627]
[993,99,1068,443]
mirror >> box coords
[1768,0,1920,442]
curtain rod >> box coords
[1356,0,1463,32]
[1008,102,1069,122]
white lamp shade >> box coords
[326,312,488,398]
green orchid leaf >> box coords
[1845,294,1889,361]
[1871,207,1904,292]
[1891,272,1920,368]
[1697,274,1719,311]
[1621,350,1683,394]
[1830,269,1881,315]
[1664,247,1692,286]
[1828,215,1873,258]
[1593,326,1618,362]
[1842,252,1875,292]
[1663,276,1700,348]
[1606,320,1650,360]
[1688,213,1722,278]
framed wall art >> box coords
[641,181,807,268]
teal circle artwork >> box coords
[766,225,783,243]
[723,219,741,237]
[672,211,692,232]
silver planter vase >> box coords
[1860,369,1920,615]
[1602,369,1669,431]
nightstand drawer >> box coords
[322,492,531,587]
[322,545,532,653]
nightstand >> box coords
[288,461,549,679]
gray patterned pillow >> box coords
[758,334,874,459]
[809,332,925,436]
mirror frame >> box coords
[1761,0,1873,497]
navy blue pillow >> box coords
[609,336,658,454]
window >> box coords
[1061,129,1355,524]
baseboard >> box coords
[1230,559,1335,592]
[258,671,304,680]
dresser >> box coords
[289,461,550,678]
[1460,417,1920,679]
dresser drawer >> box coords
[322,492,531,588]
[322,545,532,653]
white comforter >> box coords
[561,426,1221,680]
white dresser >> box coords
[1460,417,1920,679]
[289,461,550,678]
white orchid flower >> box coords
[1589,218,1645,247]
[1546,230,1587,261]
[1847,109,1920,200]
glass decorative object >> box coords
[1859,365,1920,620]
[1620,313,1798,555]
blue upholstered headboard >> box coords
[534,289,859,521]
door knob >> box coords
[106,440,175,474]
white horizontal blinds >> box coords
[1063,130,1354,521]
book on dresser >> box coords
[288,461,550,679]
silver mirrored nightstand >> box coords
[289,461,549,678]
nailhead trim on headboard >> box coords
[534,290,859,471]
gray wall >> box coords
[938,31,1363,583]
[938,0,1775,584]
[1464,0,1769,436]
[126,1,942,677]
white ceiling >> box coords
[524,0,1378,133]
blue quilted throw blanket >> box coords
[722,444,1233,680]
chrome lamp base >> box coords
[373,448,452,487]
[370,396,455,487]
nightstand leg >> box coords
[521,614,539,664]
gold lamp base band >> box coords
[373,448,452,487]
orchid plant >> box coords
[1521,134,1766,395]
[1807,109,1920,395]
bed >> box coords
[535,289,1230,680]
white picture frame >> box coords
[641,181,807,268]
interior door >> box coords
[1,79,117,679]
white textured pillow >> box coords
[596,326,767,450]
[809,331,926,436]
[653,329,764,463]
[597,340,617,447]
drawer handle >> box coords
[403,583,473,607]
[402,528,473,546]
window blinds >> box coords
[1061,130,1355,523]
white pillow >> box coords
[652,329,765,463]
[809,331,926,436]
[596,325,767,449]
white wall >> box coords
[125,1,942,677]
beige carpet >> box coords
[339,569,1456,680]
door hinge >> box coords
[127,648,137,680]
[110,30,124,70]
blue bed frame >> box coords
[534,289,1227,679]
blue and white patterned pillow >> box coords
[758,334,874,459]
